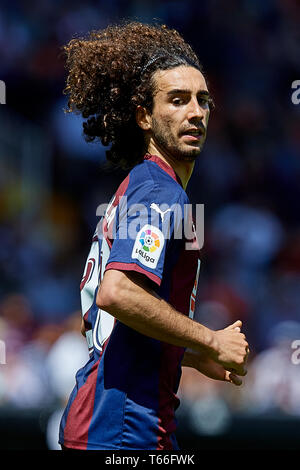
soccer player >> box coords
[59,22,249,450]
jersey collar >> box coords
[144,154,183,188]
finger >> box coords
[224,320,242,331]
[228,366,247,377]
[224,370,242,386]
[228,372,242,386]
[245,346,250,360]
[237,367,247,377]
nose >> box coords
[187,97,205,122]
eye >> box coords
[172,97,183,106]
[197,97,209,107]
[198,95,215,110]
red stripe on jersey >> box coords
[169,245,199,316]
[102,221,113,249]
[105,261,161,286]
[80,257,95,291]
[63,338,110,449]
[103,175,130,248]
[156,237,199,449]
[144,154,183,187]
[156,343,184,450]
[115,174,130,204]
[63,359,100,449]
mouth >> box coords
[180,128,205,141]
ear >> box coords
[136,105,152,131]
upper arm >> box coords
[104,173,185,288]
[96,269,157,310]
[96,269,124,309]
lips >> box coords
[181,129,204,141]
[181,128,204,137]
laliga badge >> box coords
[131,224,164,269]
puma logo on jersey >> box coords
[150,203,172,222]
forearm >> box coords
[182,348,205,369]
[97,270,215,357]
[97,269,249,378]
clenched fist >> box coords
[210,320,249,376]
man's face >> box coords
[149,66,210,161]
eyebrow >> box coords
[166,88,215,109]
[167,89,210,96]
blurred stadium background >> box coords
[1,0,300,450]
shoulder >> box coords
[126,160,188,207]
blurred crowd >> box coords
[1,0,300,448]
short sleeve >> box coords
[105,182,184,286]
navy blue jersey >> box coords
[59,155,200,450]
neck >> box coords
[147,141,195,190]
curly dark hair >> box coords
[63,21,209,169]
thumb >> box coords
[224,320,242,331]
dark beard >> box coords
[171,146,202,161]
[151,118,205,162]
